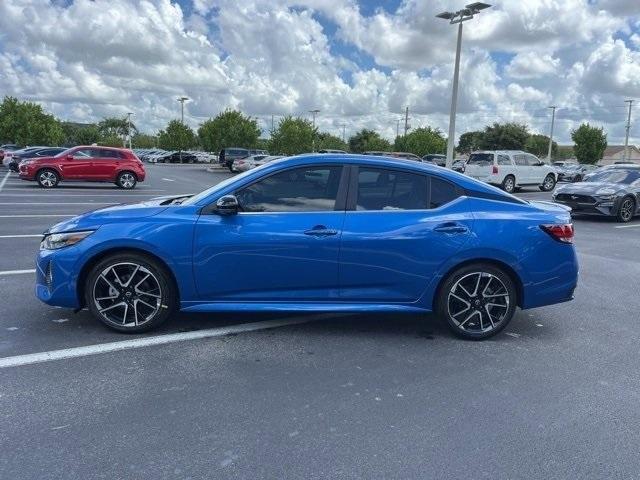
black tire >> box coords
[436,263,518,340]
[228,163,234,173]
[36,168,59,188]
[501,175,515,193]
[539,174,556,191]
[116,171,137,189]
[617,197,635,223]
[85,252,177,333]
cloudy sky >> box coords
[1,0,639,144]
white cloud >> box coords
[506,53,560,80]
[0,0,637,144]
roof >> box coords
[602,145,640,157]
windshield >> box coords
[585,169,640,185]
[467,153,493,165]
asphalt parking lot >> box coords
[1,166,639,479]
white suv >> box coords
[463,150,557,193]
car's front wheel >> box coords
[617,197,636,223]
[539,174,556,191]
[116,171,137,189]
[37,169,60,188]
[437,263,517,340]
[85,253,176,333]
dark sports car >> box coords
[556,163,598,182]
[552,165,640,222]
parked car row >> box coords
[134,149,216,164]
[219,148,269,171]
[14,145,145,189]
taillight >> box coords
[492,165,498,174]
[540,224,574,243]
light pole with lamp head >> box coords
[126,112,134,149]
[436,2,492,169]
[309,109,320,152]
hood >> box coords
[556,182,625,194]
[47,201,169,234]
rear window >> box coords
[467,153,493,165]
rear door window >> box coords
[356,168,428,211]
[514,154,529,166]
[429,177,459,209]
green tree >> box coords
[571,123,607,165]
[394,127,446,156]
[0,96,64,146]
[268,116,316,155]
[158,120,196,151]
[457,131,483,154]
[317,132,348,151]
[198,110,261,153]
[61,122,101,146]
[524,134,557,159]
[478,122,529,150]
[348,129,391,153]
[132,133,158,148]
[97,117,137,145]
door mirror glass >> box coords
[216,195,239,215]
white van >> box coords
[463,150,557,193]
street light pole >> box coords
[437,2,492,169]
[309,109,320,152]
[623,100,633,162]
[177,97,189,124]
[547,106,557,162]
[126,112,134,149]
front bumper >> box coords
[553,196,618,217]
[35,246,83,309]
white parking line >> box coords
[162,178,175,182]
[0,171,10,192]
[0,317,318,369]
[0,193,158,197]
[0,269,36,276]
[615,224,640,229]
[0,202,115,205]
[0,234,42,238]
[0,214,75,218]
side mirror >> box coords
[215,195,239,215]
[66,154,74,161]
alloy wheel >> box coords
[620,199,634,222]
[119,173,136,188]
[447,272,510,334]
[39,171,57,187]
[503,177,514,193]
[543,175,555,191]
[92,262,162,328]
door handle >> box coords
[304,225,339,237]
[433,222,469,234]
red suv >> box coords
[19,146,146,189]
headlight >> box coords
[21,160,35,165]
[596,188,617,196]
[40,231,94,250]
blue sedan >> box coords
[35,154,578,339]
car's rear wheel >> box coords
[116,171,137,189]
[85,253,176,333]
[37,169,59,188]
[501,175,515,193]
[437,263,517,340]
[539,174,556,191]
[617,197,635,223]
